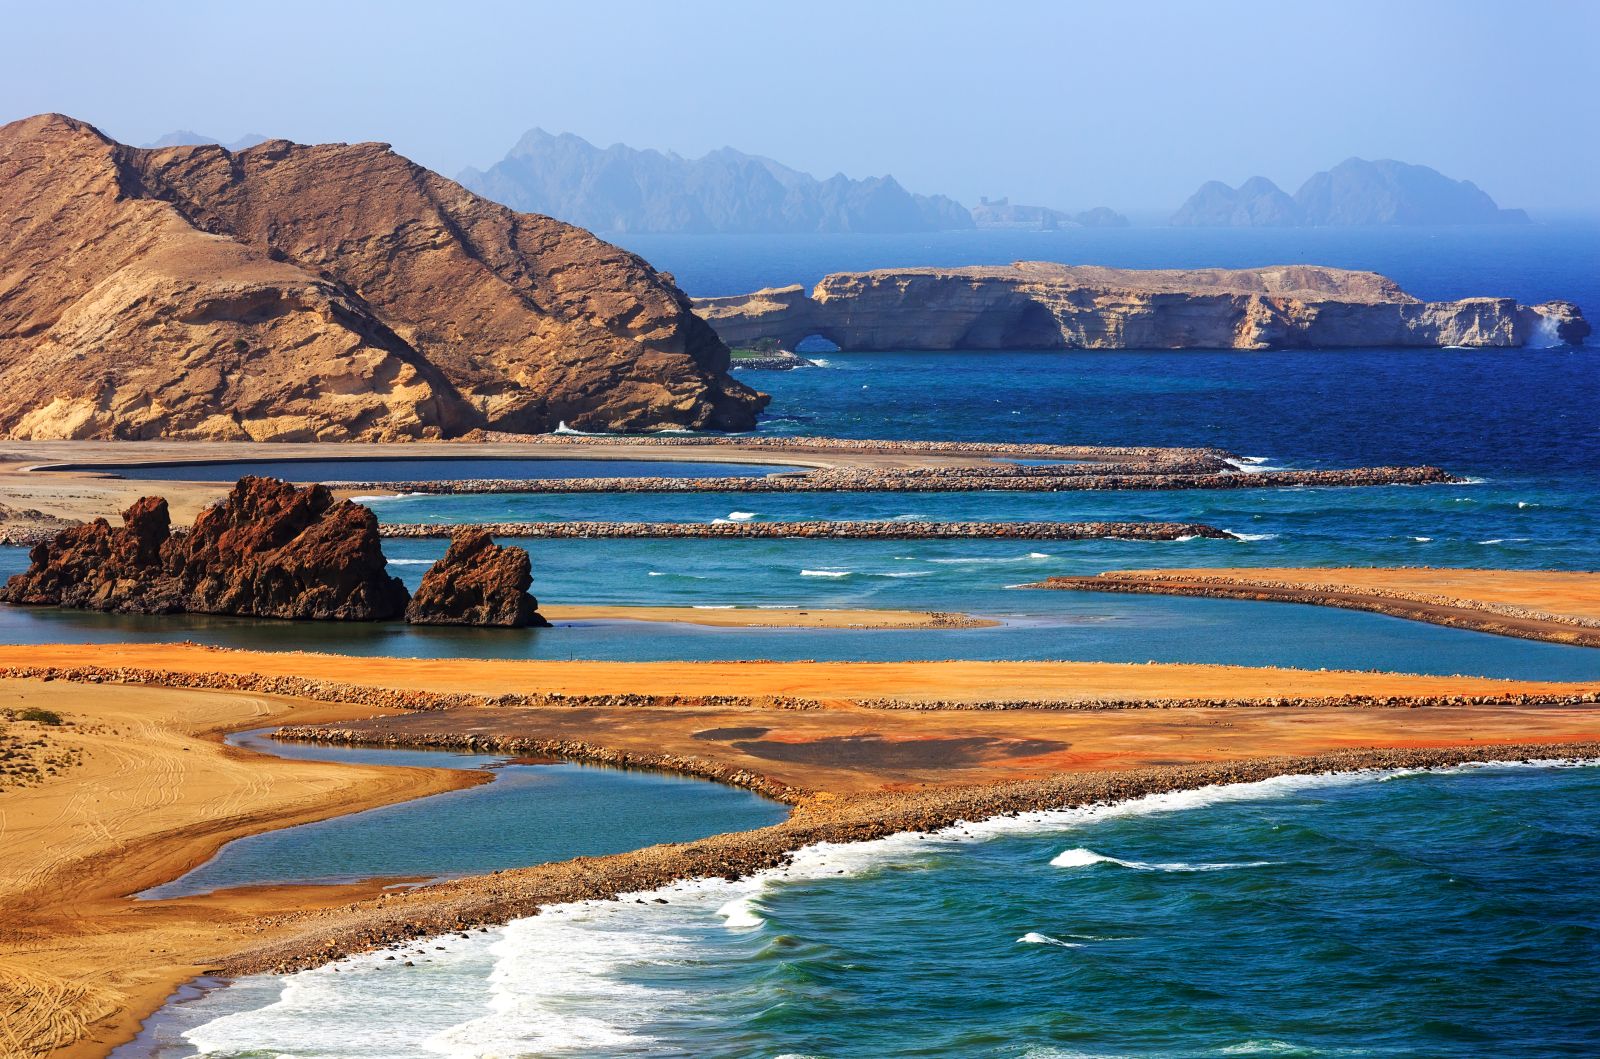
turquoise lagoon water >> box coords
[141,730,788,900]
[126,762,1600,1057]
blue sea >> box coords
[68,226,1600,1056]
[132,762,1600,1058]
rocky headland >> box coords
[694,262,1587,351]
[0,477,545,626]
[0,113,765,442]
[406,528,548,627]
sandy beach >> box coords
[3,639,1599,1055]
[1032,567,1600,647]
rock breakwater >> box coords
[378,520,1235,541]
[345,465,1458,496]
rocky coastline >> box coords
[218,736,1600,975]
[341,464,1459,496]
[378,520,1235,541]
[694,263,1588,351]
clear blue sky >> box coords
[6,0,1595,212]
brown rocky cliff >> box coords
[405,529,548,628]
[694,262,1588,351]
[0,478,409,620]
[0,113,767,440]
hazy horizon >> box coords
[6,0,1597,213]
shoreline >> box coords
[1031,568,1600,648]
[5,648,1599,1056]
[542,604,999,630]
[220,738,1600,977]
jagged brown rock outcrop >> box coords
[0,113,766,441]
[0,477,408,620]
[405,529,548,627]
[694,263,1588,351]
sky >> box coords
[5,0,1596,213]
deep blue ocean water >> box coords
[130,762,1600,1058]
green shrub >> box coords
[17,708,62,726]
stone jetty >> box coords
[378,520,1236,541]
[343,464,1459,496]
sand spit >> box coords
[1032,568,1600,647]
[3,656,1595,714]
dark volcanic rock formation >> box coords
[405,529,548,627]
[0,113,765,440]
[459,129,974,235]
[0,477,409,620]
[694,263,1587,350]
[1171,158,1530,227]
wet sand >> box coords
[543,604,997,629]
[1033,567,1600,647]
[0,680,478,1059]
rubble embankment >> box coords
[378,520,1236,541]
[345,465,1460,496]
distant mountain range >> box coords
[969,198,1128,230]
[1171,158,1530,226]
[143,130,270,152]
[459,130,1126,234]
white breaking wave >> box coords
[1049,847,1272,872]
[552,421,609,436]
[349,494,401,503]
[926,552,1050,565]
[1411,536,1434,543]
[386,558,436,566]
[1477,537,1531,545]
[725,511,757,521]
[1016,931,1082,948]
[647,570,708,579]
[177,762,1599,1057]
[692,605,736,610]
[1224,456,1285,474]
[1229,532,1279,542]
[800,569,852,578]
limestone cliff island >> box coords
[694,263,1588,351]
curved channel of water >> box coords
[140,729,789,900]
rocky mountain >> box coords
[1171,159,1530,226]
[0,113,765,441]
[970,198,1129,230]
[694,263,1587,351]
[459,129,974,234]
[142,130,269,151]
